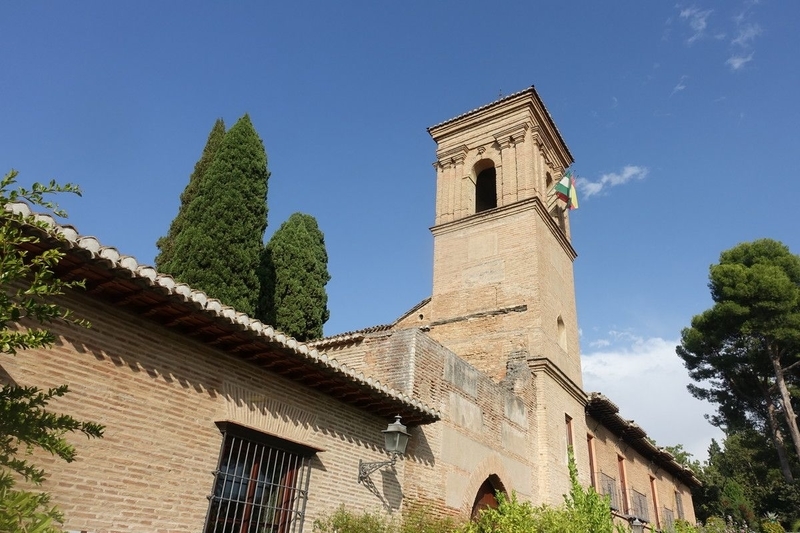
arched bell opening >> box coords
[474,159,497,213]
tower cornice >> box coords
[428,87,573,170]
[430,196,578,261]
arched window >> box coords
[557,315,567,351]
[474,161,497,213]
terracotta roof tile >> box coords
[6,201,441,425]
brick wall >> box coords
[2,290,412,532]
[588,417,697,528]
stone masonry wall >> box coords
[326,328,539,517]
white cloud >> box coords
[582,334,724,462]
[727,4,761,70]
[589,338,611,348]
[671,75,689,96]
[576,165,649,199]
[726,52,754,71]
[732,23,761,47]
[679,7,713,44]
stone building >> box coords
[3,87,698,533]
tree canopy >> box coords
[259,212,330,341]
[166,114,269,315]
[677,239,800,482]
[691,430,800,530]
[156,118,225,273]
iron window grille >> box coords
[663,507,675,532]
[599,472,621,511]
[204,422,315,533]
[629,488,649,522]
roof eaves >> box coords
[308,323,394,349]
[7,201,441,424]
[586,392,701,488]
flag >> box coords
[568,174,579,210]
[555,171,579,210]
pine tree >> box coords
[678,239,800,483]
[167,114,269,315]
[155,118,225,274]
[259,213,330,341]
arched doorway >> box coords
[471,474,507,519]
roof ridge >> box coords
[427,86,535,133]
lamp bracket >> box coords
[358,453,398,484]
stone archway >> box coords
[471,474,507,519]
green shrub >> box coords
[674,518,701,532]
[313,505,397,533]
[457,491,538,533]
[401,506,461,533]
[761,521,785,533]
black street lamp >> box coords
[358,416,410,484]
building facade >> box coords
[3,87,697,533]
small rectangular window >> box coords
[587,435,597,488]
[617,455,629,514]
[204,422,314,533]
[650,476,660,528]
[565,415,574,449]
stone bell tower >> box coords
[399,87,583,390]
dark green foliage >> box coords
[167,114,269,315]
[677,239,800,482]
[0,384,103,484]
[692,431,800,530]
[0,169,104,532]
[156,118,225,273]
[259,213,330,341]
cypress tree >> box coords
[259,213,330,341]
[168,114,269,315]
[156,118,226,273]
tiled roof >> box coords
[391,297,431,326]
[308,323,394,349]
[6,202,441,425]
[426,85,573,162]
[308,297,432,350]
[586,393,701,488]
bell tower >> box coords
[403,87,583,389]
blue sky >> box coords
[3,1,798,461]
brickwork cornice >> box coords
[494,123,529,149]
[527,356,587,406]
[435,145,469,168]
[428,86,573,170]
[430,196,578,261]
